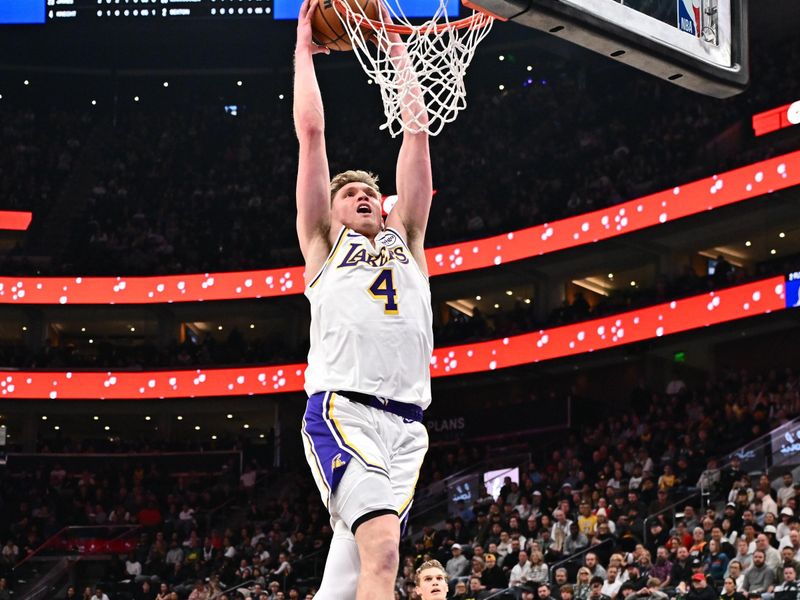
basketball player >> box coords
[293,0,433,598]
[415,560,450,600]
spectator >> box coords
[510,551,534,589]
[727,561,745,591]
[685,574,716,600]
[90,586,110,600]
[720,576,747,600]
[134,580,156,600]
[587,576,612,600]
[601,565,622,599]
[446,544,469,580]
[774,566,800,600]
[586,553,607,579]
[529,550,548,584]
[742,550,775,597]
[538,581,558,600]
[705,539,730,584]
[575,567,593,600]
[756,534,782,571]
[482,553,507,590]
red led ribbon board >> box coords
[0,277,786,400]
[753,102,800,137]
[0,211,32,231]
[0,152,798,305]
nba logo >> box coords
[677,0,701,37]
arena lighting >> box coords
[0,211,32,231]
[0,277,787,400]
[0,152,797,306]
[752,101,800,137]
[746,241,752,246]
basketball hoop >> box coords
[331,0,497,137]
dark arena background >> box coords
[1,0,800,598]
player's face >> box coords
[416,568,448,600]
[332,182,383,237]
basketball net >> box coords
[332,0,494,137]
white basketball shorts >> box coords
[301,390,428,533]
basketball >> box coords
[312,0,379,52]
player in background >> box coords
[415,560,450,600]
[293,0,433,598]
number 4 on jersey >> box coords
[368,269,399,315]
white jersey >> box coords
[304,226,433,409]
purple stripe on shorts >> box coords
[305,392,353,494]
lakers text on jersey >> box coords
[304,227,433,409]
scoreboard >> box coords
[2,0,453,22]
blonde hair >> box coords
[415,559,446,585]
[330,170,380,201]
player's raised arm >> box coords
[380,4,433,275]
[294,0,333,269]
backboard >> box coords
[463,0,749,98]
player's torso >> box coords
[304,226,433,408]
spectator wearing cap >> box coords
[482,553,507,590]
[777,509,794,541]
[447,544,470,580]
[742,550,775,599]
[685,573,716,600]
[756,534,782,571]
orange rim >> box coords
[331,0,495,35]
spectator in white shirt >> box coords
[777,508,794,541]
[602,565,623,599]
[90,586,110,600]
[125,552,142,578]
[510,551,534,588]
[1,541,19,564]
